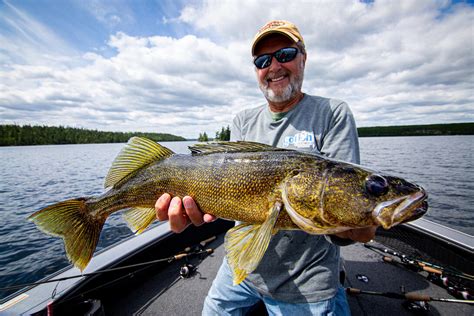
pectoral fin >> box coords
[225,201,282,285]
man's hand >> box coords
[155,193,216,233]
[334,226,377,243]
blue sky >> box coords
[0,0,197,60]
[0,0,473,138]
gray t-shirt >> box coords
[230,94,360,302]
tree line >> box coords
[198,125,231,142]
[198,123,473,142]
[215,126,231,141]
[0,124,186,146]
[2,122,472,146]
[357,123,474,137]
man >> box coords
[156,20,376,315]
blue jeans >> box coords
[202,259,351,316]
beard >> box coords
[259,68,304,103]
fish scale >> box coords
[29,137,428,284]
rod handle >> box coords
[405,292,431,301]
[346,288,362,295]
[174,253,188,260]
[200,236,217,246]
[422,266,443,274]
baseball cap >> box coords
[251,20,305,55]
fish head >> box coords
[365,173,428,229]
[282,160,428,233]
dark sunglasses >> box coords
[253,47,299,69]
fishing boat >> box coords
[1,217,473,315]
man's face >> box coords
[254,34,305,104]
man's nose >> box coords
[268,56,283,70]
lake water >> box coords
[0,136,473,300]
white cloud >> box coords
[0,0,473,138]
[0,28,259,137]
[177,0,474,128]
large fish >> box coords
[29,137,428,284]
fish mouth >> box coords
[373,189,428,229]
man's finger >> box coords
[168,197,190,233]
[183,196,204,226]
[155,193,171,221]
[203,213,217,223]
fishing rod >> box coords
[382,255,435,273]
[364,243,474,281]
[346,287,474,305]
[382,255,473,300]
[382,255,473,299]
[364,243,474,301]
[0,248,214,292]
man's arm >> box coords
[320,101,360,164]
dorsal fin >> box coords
[104,137,174,188]
[189,141,289,155]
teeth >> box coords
[270,76,285,82]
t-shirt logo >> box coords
[283,131,315,148]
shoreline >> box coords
[1,122,473,146]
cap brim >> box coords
[251,31,299,55]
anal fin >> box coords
[123,207,157,234]
[225,201,282,285]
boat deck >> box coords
[103,232,473,316]
[2,220,472,315]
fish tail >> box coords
[28,198,105,271]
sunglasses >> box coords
[253,47,299,69]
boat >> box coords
[1,218,473,315]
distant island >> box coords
[0,122,473,146]
[0,125,186,146]
[357,122,473,137]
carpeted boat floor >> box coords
[104,233,473,316]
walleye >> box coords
[29,137,428,284]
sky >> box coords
[0,0,473,139]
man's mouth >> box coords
[266,72,289,83]
[268,75,286,82]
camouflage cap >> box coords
[251,20,304,55]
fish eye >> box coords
[365,174,389,197]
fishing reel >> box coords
[179,263,197,278]
[402,300,430,314]
[427,273,473,300]
[177,236,216,279]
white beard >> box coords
[263,82,294,103]
[259,67,304,103]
